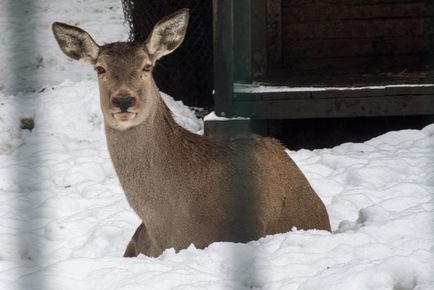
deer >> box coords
[52,9,330,258]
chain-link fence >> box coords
[122,0,214,109]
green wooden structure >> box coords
[212,0,434,122]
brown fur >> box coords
[52,9,330,258]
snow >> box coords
[204,111,250,121]
[234,83,434,93]
[0,0,128,95]
[0,0,433,289]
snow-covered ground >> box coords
[0,1,433,289]
[0,0,128,95]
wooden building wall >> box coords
[281,0,434,70]
[212,0,434,120]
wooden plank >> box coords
[312,88,386,99]
[282,3,433,23]
[204,119,268,136]
[230,94,434,119]
[213,0,235,116]
[252,91,312,100]
[234,93,263,101]
[252,0,268,77]
[233,0,252,82]
[283,36,433,58]
[385,85,434,96]
[283,0,426,6]
[235,87,386,101]
[283,18,434,40]
[282,54,430,71]
[262,62,434,87]
[266,0,282,69]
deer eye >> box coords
[95,66,106,75]
[143,65,152,72]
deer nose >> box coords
[112,97,136,112]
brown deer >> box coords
[52,9,330,257]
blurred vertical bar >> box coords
[214,0,262,286]
[6,0,45,289]
[213,0,234,117]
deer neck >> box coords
[106,97,187,163]
[103,91,199,206]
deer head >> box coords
[52,9,189,131]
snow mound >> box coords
[0,79,433,289]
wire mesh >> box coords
[122,0,214,109]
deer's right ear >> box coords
[52,22,99,64]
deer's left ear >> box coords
[145,8,189,61]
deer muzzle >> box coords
[112,96,136,112]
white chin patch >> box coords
[110,113,138,131]
[113,112,137,122]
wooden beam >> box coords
[282,2,433,23]
[252,0,268,77]
[283,18,434,40]
[283,0,426,5]
[204,119,268,136]
[266,0,282,69]
[213,0,235,116]
[230,94,434,119]
[283,36,434,58]
[233,0,252,82]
